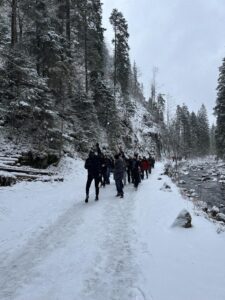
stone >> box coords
[0,172,16,186]
[160,182,172,192]
[172,209,192,228]
[179,180,186,184]
[211,206,220,217]
[216,213,225,222]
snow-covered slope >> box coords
[0,158,225,300]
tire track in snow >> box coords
[0,201,87,300]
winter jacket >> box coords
[114,157,124,181]
[140,159,150,171]
[132,159,140,173]
[85,153,101,178]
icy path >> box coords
[0,159,225,300]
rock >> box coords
[191,192,198,197]
[0,172,16,186]
[179,180,186,184]
[160,182,172,192]
[19,151,59,169]
[211,206,220,217]
[201,202,208,212]
[219,179,225,184]
[201,177,211,182]
[164,183,171,189]
[172,209,192,228]
[216,213,225,222]
[158,177,162,180]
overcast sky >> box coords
[102,0,225,124]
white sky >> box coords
[102,0,225,124]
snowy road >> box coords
[0,158,225,300]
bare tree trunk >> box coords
[18,7,23,43]
[11,0,18,47]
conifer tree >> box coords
[197,104,210,156]
[190,112,199,156]
[210,124,216,155]
[215,57,225,158]
[110,9,130,97]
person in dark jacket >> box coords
[84,150,102,203]
[114,154,124,198]
[126,156,133,184]
[132,154,141,189]
[148,155,152,174]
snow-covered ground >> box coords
[0,158,225,300]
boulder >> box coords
[216,213,225,222]
[19,151,59,169]
[179,180,186,184]
[211,206,220,217]
[172,209,192,228]
[160,182,171,192]
[0,171,16,186]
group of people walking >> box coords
[84,143,155,203]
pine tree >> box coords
[197,104,210,156]
[74,0,104,94]
[215,57,225,158]
[110,9,130,97]
[210,124,216,155]
[189,112,199,156]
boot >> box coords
[85,195,89,203]
[95,195,99,201]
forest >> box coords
[0,0,224,161]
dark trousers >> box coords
[127,169,131,183]
[115,179,124,195]
[141,170,148,179]
[102,170,107,186]
[86,175,100,197]
[145,170,148,178]
[106,167,110,184]
[133,172,140,188]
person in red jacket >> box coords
[140,157,150,179]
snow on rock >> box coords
[172,209,192,228]
[179,180,186,184]
[216,213,225,222]
[0,171,17,186]
[160,182,172,192]
[19,101,30,107]
[211,206,220,217]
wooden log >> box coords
[0,165,55,176]
[14,173,64,183]
[0,157,18,162]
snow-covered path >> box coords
[0,159,225,300]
